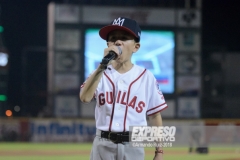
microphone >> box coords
[101,51,117,64]
[100,46,122,66]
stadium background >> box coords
[0,0,240,159]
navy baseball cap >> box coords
[99,17,141,42]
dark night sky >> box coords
[0,0,240,114]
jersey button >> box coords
[116,123,119,127]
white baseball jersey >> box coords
[81,64,168,132]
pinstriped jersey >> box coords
[82,64,167,132]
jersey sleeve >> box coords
[146,73,168,116]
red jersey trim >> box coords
[147,105,168,116]
[104,72,116,132]
[147,103,167,113]
[123,69,147,132]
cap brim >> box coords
[99,25,138,40]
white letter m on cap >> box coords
[112,18,125,26]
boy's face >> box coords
[107,30,140,63]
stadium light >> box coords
[0,52,8,67]
[5,109,12,117]
[0,25,3,32]
[0,94,7,101]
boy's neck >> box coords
[112,61,133,74]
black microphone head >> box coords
[109,51,116,59]
[103,51,116,62]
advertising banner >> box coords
[177,32,200,52]
[55,52,80,72]
[30,119,96,142]
[55,5,80,23]
[55,29,81,50]
[54,74,79,93]
[177,10,201,27]
[82,6,175,26]
[177,75,201,95]
[177,54,201,74]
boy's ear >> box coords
[133,43,140,53]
